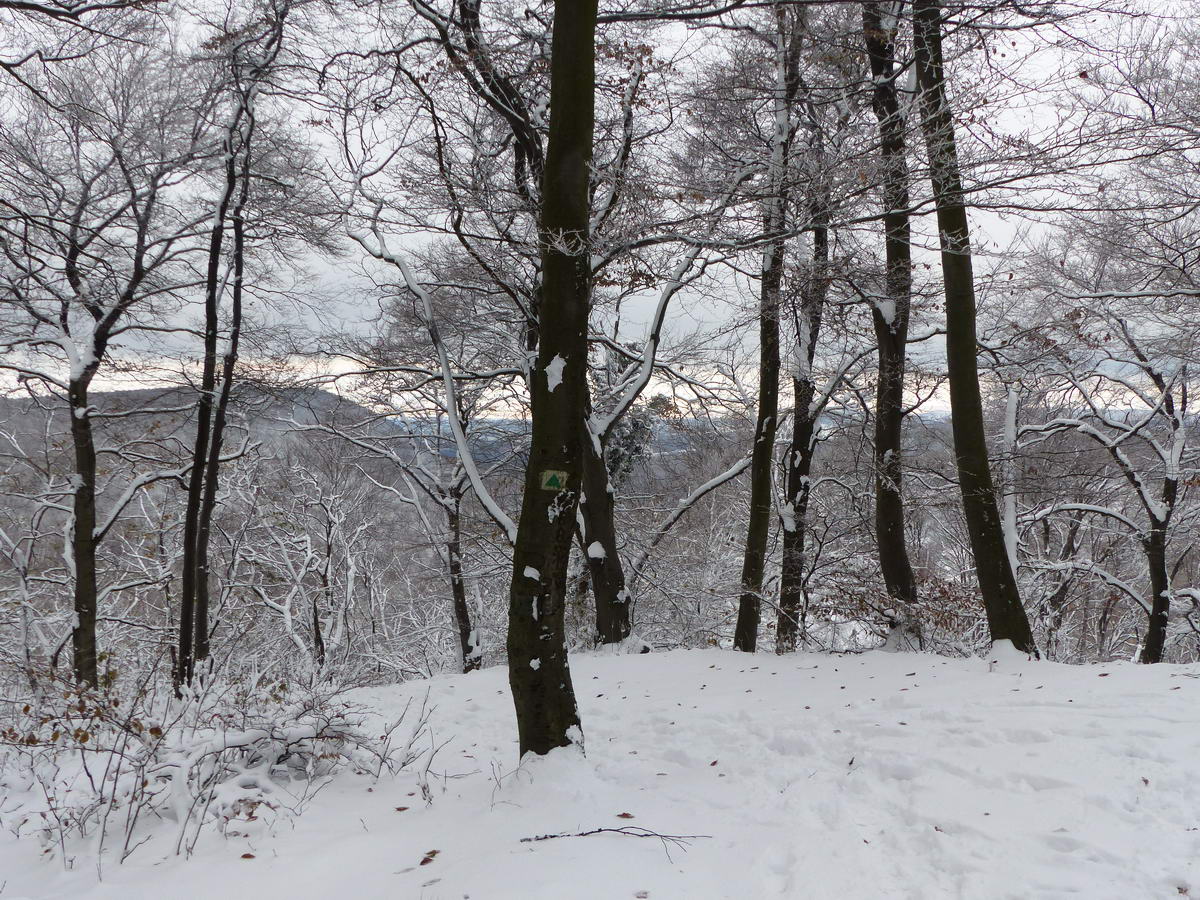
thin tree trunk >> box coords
[1140,399,1178,663]
[863,3,920,639]
[312,587,326,670]
[314,519,331,671]
[448,503,480,672]
[505,0,594,757]
[194,114,253,667]
[776,205,827,653]
[179,120,241,687]
[68,373,100,686]
[734,5,798,653]
[1042,515,1080,661]
[182,10,286,679]
[913,0,1036,654]
[864,1,916,633]
[1140,524,1171,663]
[733,220,782,654]
[580,425,630,645]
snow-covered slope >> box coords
[4,649,1199,899]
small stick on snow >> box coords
[519,826,710,862]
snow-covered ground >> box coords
[3,648,1199,899]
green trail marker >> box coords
[539,469,569,491]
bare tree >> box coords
[179,0,296,686]
[861,1,920,640]
[912,0,1036,654]
[0,38,216,683]
[502,0,597,754]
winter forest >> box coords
[2,0,1200,896]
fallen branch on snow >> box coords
[520,825,710,862]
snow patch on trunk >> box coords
[545,355,566,392]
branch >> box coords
[519,825,708,862]
[348,188,518,545]
[592,167,757,443]
[630,452,752,585]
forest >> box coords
[1,0,1199,896]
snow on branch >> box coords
[347,183,518,545]
[592,167,758,444]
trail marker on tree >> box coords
[540,470,569,491]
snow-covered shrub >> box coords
[0,666,434,867]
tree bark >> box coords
[68,370,101,686]
[178,117,240,687]
[194,128,251,667]
[913,0,1036,654]
[1141,389,1179,664]
[863,3,920,636]
[734,5,798,653]
[580,422,630,645]
[776,204,827,654]
[505,0,593,757]
[733,219,781,654]
[1140,523,1171,663]
[448,502,481,672]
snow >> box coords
[586,541,606,559]
[545,355,566,393]
[3,649,1199,899]
[529,658,541,670]
[523,566,540,581]
[780,499,796,533]
[873,297,896,327]
[985,639,1032,671]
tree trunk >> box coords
[312,587,326,670]
[1140,524,1170,663]
[1140,435,1178,662]
[68,373,100,687]
[776,376,816,653]
[776,204,827,654]
[505,0,594,757]
[179,123,241,687]
[194,136,250,667]
[580,424,630,645]
[734,6,798,653]
[863,3,920,636]
[448,503,481,672]
[913,0,1036,654]
[733,219,782,654]
[1042,515,1080,661]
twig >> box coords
[519,826,709,863]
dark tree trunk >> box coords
[1140,524,1171,663]
[68,371,101,687]
[1140,421,1178,662]
[505,0,593,757]
[194,136,250,667]
[314,520,331,670]
[913,0,1036,654]
[776,205,827,654]
[580,424,630,645]
[734,7,799,653]
[1097,594,1116,657]
[733,222,782,653]
[312,587,326,670]
[180,10,286,679]
[448,503,481,672]
[178,125,240,687]
[776,376,816,653]
[863,3,920,634]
